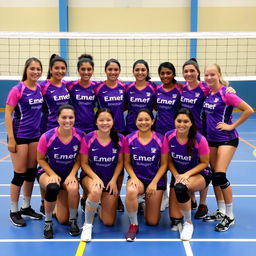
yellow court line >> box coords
[239,136,256,149]
[75,241,86,256]
[0,154,10,162]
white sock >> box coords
[225,203,234,219]
[217,200,226,214]
[11,201,19,213]
[22,196,31,209]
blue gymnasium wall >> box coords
[0,80,255,110]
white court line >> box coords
[0,238,256,242]
[183,241,193,256]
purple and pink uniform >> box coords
[180,81,210,133]
[37,127,84,179]
[6,82,43,139]
[166,129,210,176]
[125,82,156,133]
[80,131,124,185]
[67,80,97,133]
[40,80,70,133]
[203,85,242,142]
[94,81,125,133]
[124,131,169,186]
[154,84,182,134]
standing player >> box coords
[202,64,253,231]
[80,108,124,241]
[5,57,43,226]
[37,104,83,239]
[166,108,210,240]
[154,62,182,134]
[67,54,97,133]
[125,59,156,134]
[124,109,168,241]
[40,54,70,133]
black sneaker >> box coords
[40,200,45,215]
[69,219,81,236]
[20,206,43,220]
[10,211,26,227]
[44,221,53,239]
[191,200,197,210]
[194,204,208,219]
[203,209,225,222]
[80,197,86,212]
[215,215,235,232]
[117,196,124,212]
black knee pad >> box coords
[212,172,230,189]
[174,183,190,203]
[45,183,60,202]
[11,172,26,187]
[25,168,37,182]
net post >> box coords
[59,0,69,73]
[190,0,198,59]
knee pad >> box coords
[25,168,37,182]
[45,183,60,202]
[174,183,190,203]
[212,172,230,189]
[11,172,26,187]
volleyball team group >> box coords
[5,53,253,242]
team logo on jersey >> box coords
[119,89,123,94]
[172,94,177,98]
[112,148,117,154]
[214,98,219,103]
[73,145,78,151]
[151,148,157,153]
[195,93,200,97]
[146,92,151,97]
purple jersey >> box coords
[37,127,84,178]
[67,80,97,133]
[154,84,182,134]
[124,131,169,186]
[125,82,156,133]
[94,81,125,133]
[166,129,209,175]
[40,80,70,133]
[180,81,210,133]
[80,131,124,184]
[6,82,43,139]
[203,85,242,142]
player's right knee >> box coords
[11,172,26,187]
[45,183,60,202]
[174,183,190,203]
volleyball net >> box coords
[0,31,256,81]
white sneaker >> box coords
[81,224,92,241]
[171,221,182,232]
[180,222,193,241]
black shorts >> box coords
[208,138,239,148]
[170,168,212,188]
[7,136,40,145]
[127,177,166,191]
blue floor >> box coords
[0,113,256,256]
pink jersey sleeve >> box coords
[161,136,169,154]
[224,92,243,107]
[37,134,48,155]
[79,136,89,155]
[198,136,210,155]
[118,136,125,154]
[123,136,130,154]
[6,87,21,106]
